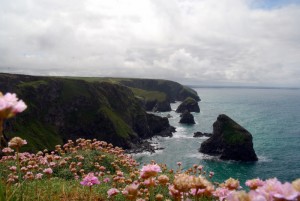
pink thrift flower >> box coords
[35,173,43,180]
[2,147,14,153]
[8,137,27,149]
[273,182,299,201]
[140,164,161,179]
[213,187,232,201]
[245,178,265,190]
[0,92,27,118]
[103,177,110,183]
[107,188,120,197]
[9,166,17,172]
[12,100,27,113]
[43,168,53,175]
[190,188,205,196]
[249,190,268,201]
[80,173,100,186]
[177,162,182,166]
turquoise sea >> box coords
[134,87,300,184]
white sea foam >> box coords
[187,153,219,160]
[257,155,272,162]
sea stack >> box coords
[199,114,258,161]
[179,111,195,124]
[176,97,200,113]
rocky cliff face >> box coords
[0,73,175,152]
[119,79,200,102]
[118,79,200,112]
[199,114,258,161]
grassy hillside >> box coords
[0,73,179,152]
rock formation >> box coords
[176,97,200,113]
[179,111,195,124]
[193,132,212,138]
[199,114,258,161]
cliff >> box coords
[69,77,200,112]
[0,73,177,152]
[199,114,258,161]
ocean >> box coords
[134,87,300,184]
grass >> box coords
[0,137,298,201]
[99,107,134,139]
[130,87,167,102]
[5,120,62,153]
[222,122,247,145]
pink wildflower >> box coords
[103,177,110,183]
[190,188,205,196]
[273,182,299,201]
[177,162,182,166]
[140,164,161,179]
[256,178,298,201]
[8,137,27,149]
[2,147,14,153]
[35,173,43,179]
[107,188,120,198]
[9,166,17,172]
[80,173,100,186]
[43,168,53,175]
[245,178,265,190]
[0,92,27,118]
[213,187,232,201]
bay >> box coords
[134,87,300,184]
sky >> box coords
[0,0,300,87]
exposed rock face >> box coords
[152,100,172,112]
[199,114,258,161]
[176,97,200,113]
[179,111,195,124]
[0,73,175,152]
[193,132,212,138]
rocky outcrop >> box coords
[199,114,258,161]
[0,73,175,152]
[193,132,212,138]
[152,100,172,112]
[179,111,195,124]
[176,97,200,113]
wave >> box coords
[257,155,272,162]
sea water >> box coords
[134,87,300,184]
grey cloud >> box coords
[0,0,300,87]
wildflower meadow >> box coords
[0,92,299,201]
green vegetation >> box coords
[5,120,62,152]
[99,107,134,139]
[130,87,167,102]
[222,122,247,145]
[18,80,48,89]
[61,79,92,101]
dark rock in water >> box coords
[152,100,172,112]
[166,114,172,118]
[179,111,195,124]
[193,132,212,137]
[199,114,258,161]
[176,97,200,113]
[146,114,175,137]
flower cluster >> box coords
[1,137,300,201]
[0,92,27,119]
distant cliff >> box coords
[67,77,200,112]
[0,73,183,152]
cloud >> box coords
[0,0,299,86]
